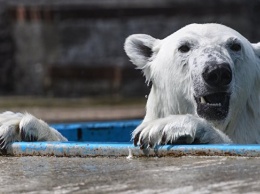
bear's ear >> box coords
[124,34,158,69]
[252,42,260,58]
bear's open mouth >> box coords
[194,92,230,120]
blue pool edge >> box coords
[6,142,260,157]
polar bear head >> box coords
[125,23,260,124]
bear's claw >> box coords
[0,137,6,149]
[20,127,38,142]
[133,131,141,146]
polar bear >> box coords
[0,23,260,151]
[124,23,260,149]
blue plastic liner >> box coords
[51,120,141,142]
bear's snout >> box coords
[202,62,232,90]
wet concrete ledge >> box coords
[6,142,260,157]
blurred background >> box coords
[0,0,258,122]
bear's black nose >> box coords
[202,63,232,88]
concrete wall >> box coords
[3,0,260,96]
[0,2,15,94]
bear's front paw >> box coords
[0,112,23,150]
[19,113,67,142]
[132,117,196,149]
[0,112,68,151]
[132,115,232,149]
[133,125,195,149]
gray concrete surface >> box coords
[0,105,145,123]
[0,156,260,193]
[0,96,145,122]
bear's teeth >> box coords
[206,103,222,107]
[200,97,206,104]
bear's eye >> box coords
[178,45,190,53]
[229,42,241,52]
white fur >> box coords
[19,113,67,141]
[125,23,260,148]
